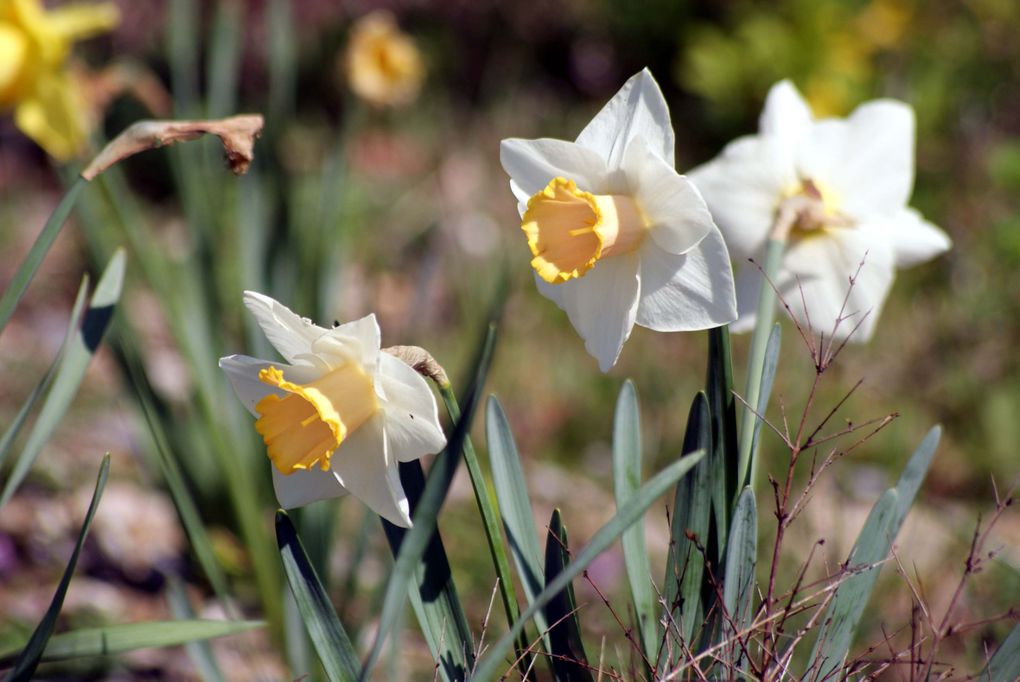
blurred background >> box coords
[1,0,1019,678]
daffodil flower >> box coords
[0,0,119,160]
[219,292,446,528]
[343,10,424,108]
[500,69,737,371]
[689,80,952,341]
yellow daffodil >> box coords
[0,0,118,159]
[343,10,424,108]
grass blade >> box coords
[720,486,757,675]
[0,619,262,667]
[166,578,226,682]
[359,322,498,681]
[0,275,89,472]
[612,380,656,663]
[706,326,738,560]
[276,511,360,682]
[3,453,109,681]
[0,177,88,338]
[543,509,593,682]
[748,323,781,488]
[487,396,550,654]
[471,450,706,681]
[0,249,125,509]
[807,426,940,679]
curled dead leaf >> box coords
[81,114,264,181]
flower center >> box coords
[778,178,845,237]
[254,363,379,475]
[522,176,648,284]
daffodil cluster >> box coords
[0,0,118,160]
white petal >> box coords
[635,228,737,331]
[310,314,381,374]
[879,208,952,268]
[500,138,609,205]
[272,467,349,509]
[778,228,896,343]
[243,291,329,364]
[331,415,412,527]
[218,354,321,416]
[621,137,713,254]
[688,136,797,261]
[557,252,641,372]
[575,68,675,169]
[378,353,447,463]
[797,100,915,219]
[759,80,813,149]
[729,264,764,334]
[534,271,567,309]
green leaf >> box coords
[486,396,549,652]
[0,275,89,473]
[0,249,125,510]
[807,426,941,679]
[983,618,1020,681]
[706,326,738,560]
[0,619,262,667]
[471,450,706,681]
[662,393,713,655]
[276,511,360,682]
[0,177,88,337]
[166,578,226,682]
[3,454,109,681]
[612,380,656,663]
[720,486,757,676]
[543,509,593,682]
[750,324,779,487]
[359,322,498,681]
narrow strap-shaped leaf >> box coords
[381,461,474,681]
[487,396,550,655]
[440,386,527,669]
[806,489,898,680]
[0,177,88,337]
[720,486,757,676]
[706,326,738,561]
[166,578,227,682]
[3,453,109,681]
[276,511,360,682]
[0,249,125,509]
[0,619,262,668]
[983,617,1020,681]
[612,380,656,663]
[747,324,780,489]
[807,426,940,679]
[0,275,89,473]
[470,450,706,681]
[661,392,713,659]
[360,322,497,681]
[543,509,593,682]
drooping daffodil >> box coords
[688,79,951,342]
[500,69,737,371]
[0,0,119,160]
[219,292,447,528]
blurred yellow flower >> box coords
[343,10,424,108]
[0,0,118,160]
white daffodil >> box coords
[500,68,737,371]
[689,79,952,342]
[219,291,446,528]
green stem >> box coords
[437,383,533,674]
[736,238,785,495]
[0,177,88,337]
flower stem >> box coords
[436,383,533,673]
[736,238,785,495]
